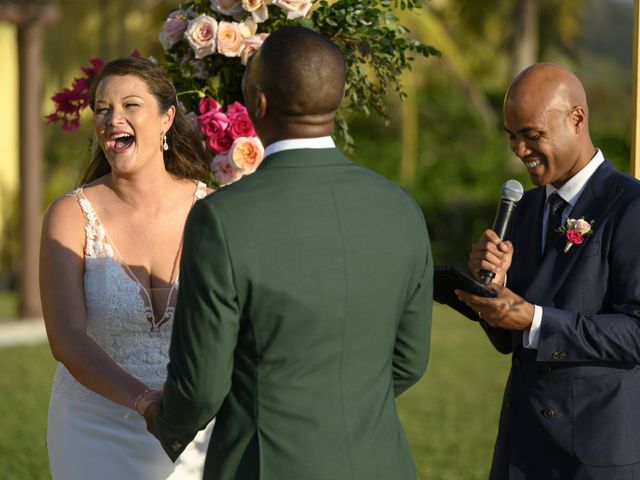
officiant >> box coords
[457,63,640,479]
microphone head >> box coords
[501,179,524,202]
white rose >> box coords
[211,0,244,17]
[184,14,218,59]
[217,21,245,57]
[238,18,258,37]
[574,218,592,235]
[272,0,313,19]
[242,0,269,22]
[212,153,244,186]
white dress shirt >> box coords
[264,136,336,158]
[523,149,605,349]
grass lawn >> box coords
[0,304,510,479]
[0,291,18,321]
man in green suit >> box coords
[149,26,433,479]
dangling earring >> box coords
[162,131,169,151]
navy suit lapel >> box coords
[525,161,621,305]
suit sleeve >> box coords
[480,322,514,355]
[393,224,433,397]
[537,196,640,364]
[155,199,240,460]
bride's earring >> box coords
[162,131,169,151]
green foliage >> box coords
[349,76,529,266]
[307,1,440,128]
[0,305,510,479]
[163,0,439,148]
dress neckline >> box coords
[75,180,206,330]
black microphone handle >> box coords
[479,199,517,284]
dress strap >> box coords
[68,187,113,259]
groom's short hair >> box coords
[257,26,346,116]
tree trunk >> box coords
[511,0,540,79]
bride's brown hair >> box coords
[79,57,210,184]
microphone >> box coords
[479,179,524,285]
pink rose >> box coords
[272,0,313,19]
[212,153,244,186]
[198,110,229,135]
[565,229,584,245]
[217,21,245,57]
[159,10,188,51]
[226,104,256,139]
[211,0,244,17]
[225,101,248,118]
[240,33,269,65]
[184,14,218,59]
[206,131,234,154]
[229,136,264,173]
[198,110,232,153]
[199,98,223,114]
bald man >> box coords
[457,63,640,478]
[149,26,433,480]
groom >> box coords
[149,26,433,479]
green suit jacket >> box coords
[156,148,433,479]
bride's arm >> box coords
[40,195,157,411]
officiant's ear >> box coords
[569,105,586,134]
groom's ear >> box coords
[254,91,268,120]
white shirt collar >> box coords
[545,148,605,207]
[264,136,336,159]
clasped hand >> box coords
[140,391,163,438]
[456,229,534,330]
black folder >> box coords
[433,265,497,321]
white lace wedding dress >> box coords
[47,182,214,480]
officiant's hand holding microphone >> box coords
[456,180,535,330]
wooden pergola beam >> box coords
[1,1,59,317]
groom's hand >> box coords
[143,397,162,438]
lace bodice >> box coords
[52,182,208,401]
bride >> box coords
[40,57,214,479]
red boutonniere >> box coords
[557,217,595,252]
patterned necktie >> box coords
[545,192,567,253]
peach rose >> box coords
[210,0,244,17]
[240,33,269,65]
[184,14,218,59]
[229,136,264,173]
[217,22,245,57]
[272,0,313,19]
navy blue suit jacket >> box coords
[484,160,640,479]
